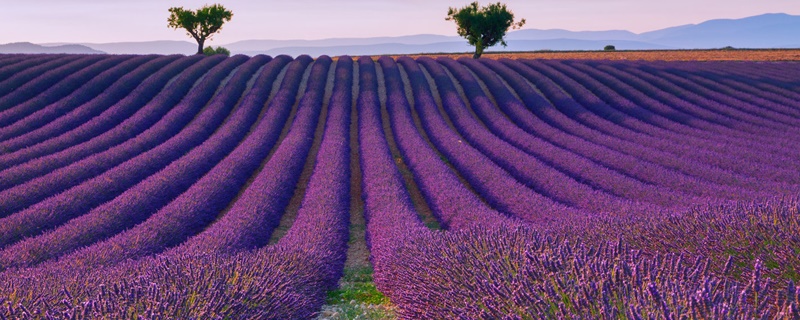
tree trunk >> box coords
[196,38,205,55]
[473,45,484,59]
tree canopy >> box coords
[168,4,233,55]
[446,2,525,58]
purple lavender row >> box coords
[581,60,796,182]
[0,55,251,246]
[11,55,292,269]
[176,55,332,253]
[0,55,126,128]
[523,59,795,173]
[494,58,766,201]
[697,61,800,102]
[630,62,800,135]
[0,55,63,84]
[0,55,84,104]
[84,54,343,317]
[560,59,800,177]
[354,56,430,302]
[0,55,289,269]
[416,59,644,221]
[0,55,172,150]
[650,62,800,130]
[462,58,692,207]
[0,55,219,191]
[598,61,800,173]
[384,225,798,318]
[4,197,797,318]
[670,60,800,111]
[560,60,788,145]
[606,60,791,135]
[258,55,353,316]
[50,56,310,266]
[667,61,800,119]
[578,60,786,141]
[551,59,792,182]
[379,56,508,229]
[437,57,664,214]
[0,55,318,318]
[0,55,202,168]
[514,59,783,197]
[680,62,798,96]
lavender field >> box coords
[0,53,799,319]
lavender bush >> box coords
[0,55,797,319]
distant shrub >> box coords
[204,46,231,56]
[604,44,616,51]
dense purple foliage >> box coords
[0,55,126,128]
[0,55,220,190]
[0,55,250,246]
[0,55,178,152]
[0,54,798,319]
[0,55,201,168]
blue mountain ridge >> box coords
[1,13,797,55]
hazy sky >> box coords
[2,0,798,44]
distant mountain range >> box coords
[2,13,798,56]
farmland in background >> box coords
[0,52,798,319]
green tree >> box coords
[168,4,233,55]
[446,2,525,58]
[203,46,231,56]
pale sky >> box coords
[1,0,799,44]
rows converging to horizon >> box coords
[0,53,799,318]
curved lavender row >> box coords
[0,56,251,246]
[494,58,765,201]
[0,55,289,269]
[556,60,781,143]
[0,54,27,65]
[355,56,430,301]
[723,61,800,85]
[559,60,800,183]
[507,59,775,199]
[0,55,154,142]
[0,55,125,128]
[655,62,800,128]
[437,57,658,214]
[3,200,797,318]
[598,61,800,172]
[380,56,507,229]
[176,55,331,253]
[385,225,798,318]
[0,55,84,103]
[525,59,796,172]
[561,60,786,145]
[0,55,176,151]
[684,63,800,118]
[598,60,800,178]
[696,61,800,104]
[0,55,202,168]
[0,55,221,191]
[580,60,789,141]
[52,55,313,268]
[415,57,581,223]
[256,55,352,316]
[0,55,62,84]
[631,62,800,135]
[466,58,692,207]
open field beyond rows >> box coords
[0,52,799,318]
[400,48,800,61]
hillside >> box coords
[0,53,798,318]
